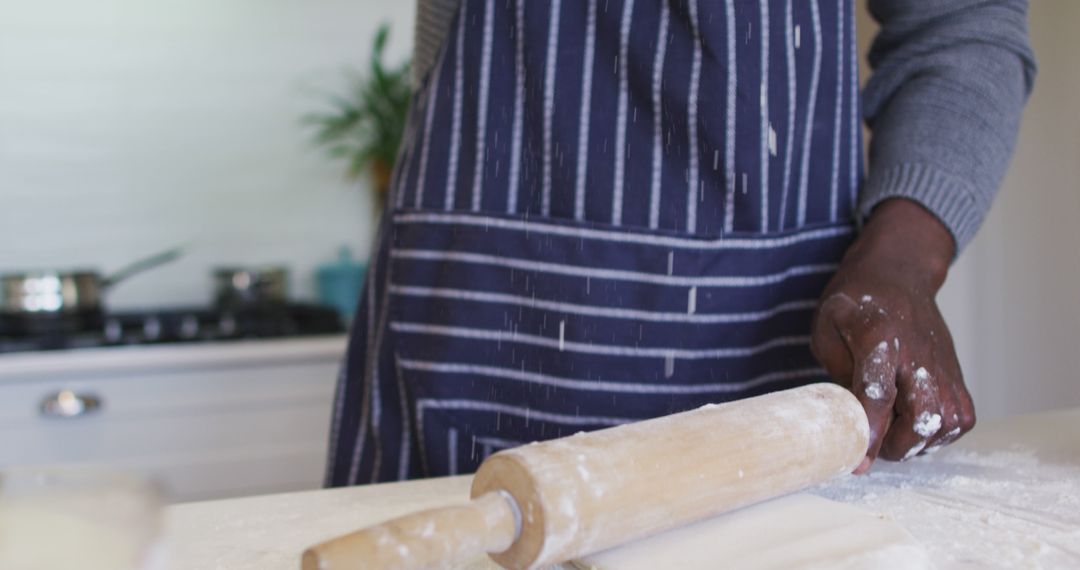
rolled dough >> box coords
[569,493,931,570]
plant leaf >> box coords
[304,21,411,189]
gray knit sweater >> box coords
[410,0,1036,252]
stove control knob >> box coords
[219,315,237,336]
[104,319,123,342]
[179,315,199,339]
[143,316,162,340]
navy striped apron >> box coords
[328,0,862,485]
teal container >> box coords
[316,246,367,324]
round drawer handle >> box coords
[40,390,103,419]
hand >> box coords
[811,199,976,474]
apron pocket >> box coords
[388,209,853,474]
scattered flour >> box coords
[815,448,1080,569]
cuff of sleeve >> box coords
[858,163,986,254]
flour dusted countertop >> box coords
[816,407,1080,568]
[164,407,1080,569]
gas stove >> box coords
[0,303,344,354]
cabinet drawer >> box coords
[0,361,336,428]
[0,338,345,501]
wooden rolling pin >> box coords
[302,383,869,570]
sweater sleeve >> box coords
[860,0,1037,252]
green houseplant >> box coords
[306,24,411,206]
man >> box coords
[327,0,1036,485]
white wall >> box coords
[0,0,416,308]
[952,1,1080,420]
[859,2,1080,420]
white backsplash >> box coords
[0,0,416,309]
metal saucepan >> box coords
[0,247,184,316]
[212,266,289,308]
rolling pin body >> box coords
[303,383,869,570]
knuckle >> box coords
[821,292,856,312]
[853,321,897,348]
[959,409,977,432]
[939,408,974,442]
[859,292,913,322]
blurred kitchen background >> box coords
[0,0,414,502]
[0,1,1077,503]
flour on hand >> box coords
[861,341,893,401]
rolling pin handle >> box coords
[300,490,520,570]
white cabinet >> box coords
[0,336,346,502]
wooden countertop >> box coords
[165,407,1080,569]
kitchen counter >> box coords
[0,335,347,383]
[165,406,1080,569]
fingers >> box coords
[811,292,979,469]
[879,363,943,460]
[812,294,898,473]
[810,293,859,381]
[921,338,976,455]
[882,326,976,460]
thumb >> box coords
[850,337,899,473]
[812,294,899,473]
